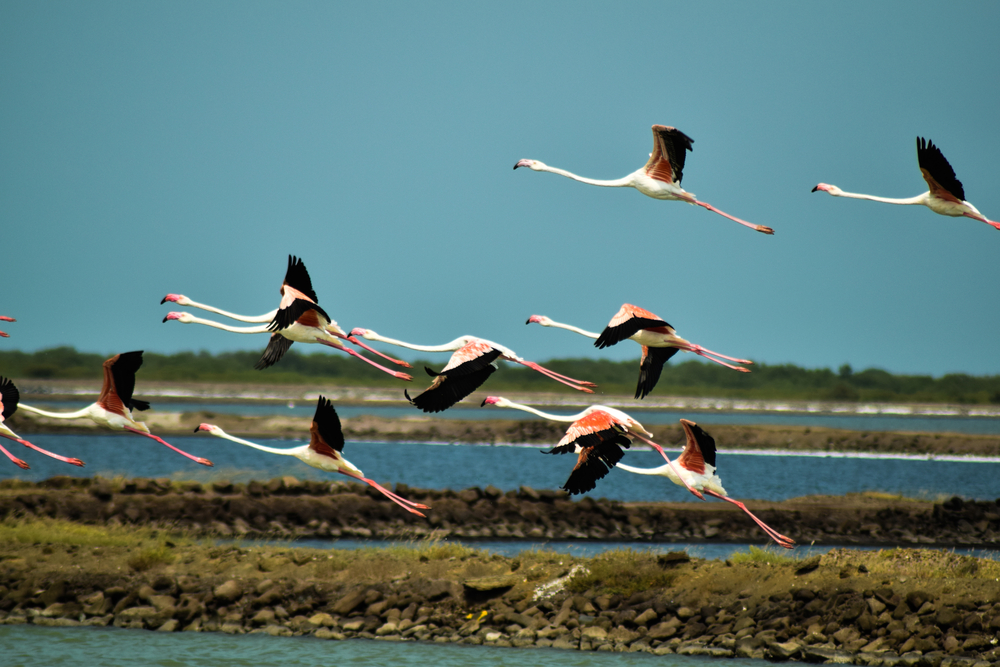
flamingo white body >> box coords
[812,137,1000,231]
[480,395,702,498]
[349,329,595,394]
[527,305,750,398]
[514,125,774,235]
[17,351,212,467]
[162,256,411,377]
[616,419,795,549]
[0,316,14,338]
[195,396,429,516]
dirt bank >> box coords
[2,477,998,548]
[1,528,999,664]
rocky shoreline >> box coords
[2,534,999,665]
[2,476,999,547]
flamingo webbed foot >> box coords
[395,372,413,381]
[197,458,214,467]
[68,458,85,467]
[757,225,775,235]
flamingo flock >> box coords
[5,126,993,548]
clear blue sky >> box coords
[2,2,998,377]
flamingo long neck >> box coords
[185,299,277,323]
[18,403,93,420]
[205,428,302,455]
[180,315,271,334]
[498,401,586,423]
[831,190,928,206]
[541,320,599,340]
[539,164,635,188]
[363,333,465,353]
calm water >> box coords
[27,400,1000,434]
[5,433,999,501]
[0,625,768,667]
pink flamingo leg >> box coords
[515,361,595,393]
[686,344,752,366]
[521,362,597,387]
[683,346,751,372]
[694,201,774,235]
[629,433,705,500]
[338,471,429,517]
[123,427,213,466]
[0,441,29,469]
[0,331,8,338]
[963,212,1000,231]
[345,336,413,368]
[1,433,84,467]
[704,489,795,549]
[318,340,413,381]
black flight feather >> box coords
[0,376,20,420]
[312,396,345,453]
[595,317,672,349]
[635,346,679,399]
[255,334,294,370]
[917,137,965,201]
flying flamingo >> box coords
[480,395,701,498]
[195,396,429,516]
[348,329,596,412]
[617,419,794,549]
[812,137,1000,231]
[0,316,14,338]
[162,255,412,378]
[538,409,635,495]
[16,352,212,466]
[514,125,774,235]
[0,377,84,469]
[528,304,751,398]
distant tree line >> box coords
[2,346,999,404]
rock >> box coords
[341,620,365,632]
[634,608,658,626]
[332,589,369,615]
[936,608,962,627]
[582,626,608,640]
[308,613,336,628]
[648,620,680,639]
[609,627,640,644]
[376,622,398,636]
[796,557,821,574]
[213,580,242,605]
[768,640,802,661]
[251,609,275,626]
[315,628,345,640]
[157,619,179,632]
[463,576,519,592]
[802,646,855,663]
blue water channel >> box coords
[4,433,998,502]
[0,625,769,667]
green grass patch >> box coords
[0,518,157,548]
[567,548,677,597]
[729,545,801,565]
[128,545,176,572]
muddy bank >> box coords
[2,477,998,547]
[2,534,1000,665]
[8,409,1000,458]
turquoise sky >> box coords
[2,2,998,377]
